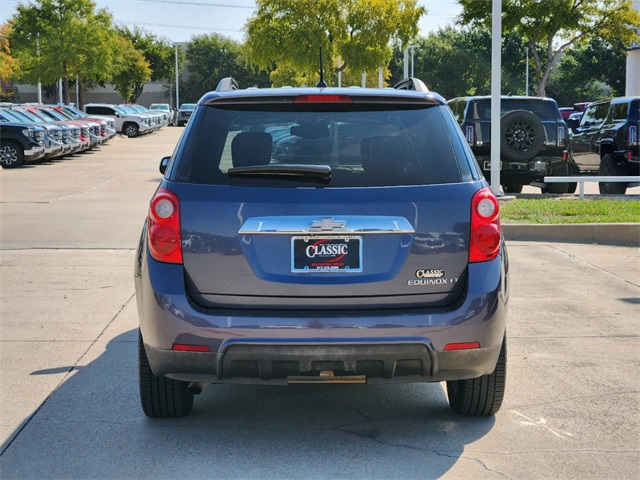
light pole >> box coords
[173,42,186,109]
[36,34,42,103]
[525,46,529,96]
[409,45,418,78]
[490,0,502,195]
[403,47,409,78]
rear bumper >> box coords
[136,244,509,385]
[476,154,568,185]
[143,341,502,385]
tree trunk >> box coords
[529,40,543,97]
[63,79,70,105]
[131,83,144,104]
[77,77,84,110]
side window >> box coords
[448,101,463,123]
[593,103,609,123]
[580,105,599,126]
[611,103,628,122]
[472,101,491,120]
[91,107,113,115]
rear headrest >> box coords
[361,135,411,179]
[231,132,272,168]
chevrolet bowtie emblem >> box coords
[309,218,346,232]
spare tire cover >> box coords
[500,109,546,162]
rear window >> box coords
[170,104,467,187]
[473,100,558,122]
[611,102,629,122]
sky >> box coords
[0,0,463,44]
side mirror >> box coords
[159,156,170,174]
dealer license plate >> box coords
[483,161,503,170]
[291,236,362,273]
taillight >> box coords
[294,94,353,112]
[465,125,474,145]
[172,343,210,352]
[148,188,182,264]
[444,342,481,351]
[294,94,353,104]
[469,187,501,263]
[557,125,565,147]
[629,125,638,146]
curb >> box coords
[502,223,640,247]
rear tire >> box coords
[542,164,572,194]
[598,154,627,194]
[139,331,194,418]
[0,142,25,168]
[502,184,523,194]
[447,335,506,416]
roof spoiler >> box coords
[393,77,429,92]
[216,77,240,92]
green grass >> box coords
[499,198,640,224]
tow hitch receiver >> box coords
[287,370,366,384]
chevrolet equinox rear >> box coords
[134,78,509,418]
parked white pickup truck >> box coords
[84,103,152,138]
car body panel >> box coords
[135,85,509,396]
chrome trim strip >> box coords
[239,216,415,235]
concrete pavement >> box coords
[1,127,638,479]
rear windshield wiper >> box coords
[227,164,331,181]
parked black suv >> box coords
[448,96,574,193]
[571,97,639,194]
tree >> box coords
[115,26,174,102]
[8,0,121,105]
[110,35,152,103]
[0,23,20,102]
[0,24,19,82]
[244,0,425,86]
[389,26,528,99]
[457,0,640,96]
[180,33,269,103]
[546,38,627,106]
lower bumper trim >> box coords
[144,341,502,385]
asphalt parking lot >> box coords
[1,127,638,479]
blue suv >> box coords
[134,78,509,418]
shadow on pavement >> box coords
[0,329,495,479]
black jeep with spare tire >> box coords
[448,96,575,193]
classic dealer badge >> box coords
[408,269,459,286]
